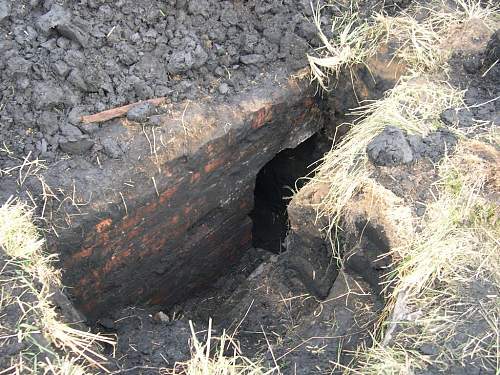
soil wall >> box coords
[44,75,322,319]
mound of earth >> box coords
[0,0,322,165]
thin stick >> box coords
[119,192,128,216]
[261,324,281,374]
[80,97,166,124]
[18,151,32,186]
[152,177,159,197]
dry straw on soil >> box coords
[307,0,499,373]
[0,199,115,374]
[353,142,500,374]
[308,0,499,86]
[168,319,272,375]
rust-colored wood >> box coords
[80,97,167,123]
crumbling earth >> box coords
[0,0,322,164]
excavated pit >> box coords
[0,1,405,364]
[29,74,326,321]
[16,50,402,368]
[4,0,496,371]
[1,57,402,372]
[80,89,390,372]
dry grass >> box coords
[168,319,272,375]
[350,142,500,374]
[306,0,494,235]
[310,78,463,232]
[307,2,384,89]
[308,0,499,87]
[350,340,431,375]
[43,357,88,375]
[0,199,115,374]
[306,1,499,373]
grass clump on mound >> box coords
[0,199,115,374]
[169,319,271,375]
[311,78,463,230]
[354,142,499,374]
[306,0,499,373]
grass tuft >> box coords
[308,0,499,86]
[307,3,384,89]
[168,319,272,375]
[310,78,463,232]
[0,199,115,373]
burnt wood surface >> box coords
[42,72,323,319]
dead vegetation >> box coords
[351,141,500,374]
[308,0,499,87]
[0,200,115,374]
[168,319,271,375]
[306,0,499,373]
[310,78,463,232]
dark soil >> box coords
[0,0,327,166]
[366,27,500,169]
[0,0,398,171]
[101,247,273,372]
[100,247,380,374]
[441,28,500,136]
[367,126,458,167]
[366,125,458,219]
[366,27,500,219]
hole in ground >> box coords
[250,134,325,253]
[89,131,387,373]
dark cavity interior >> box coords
[250,134,325,253]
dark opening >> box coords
[250,134,325,253]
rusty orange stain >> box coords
[251,106,272,129]
[142,201,159,215]
[77,269,101,289]
[153,240,166,253]
[121,214,142,231]
[140,229,170,252]
[96,218,112,233]
[149,294,167,305]
[159,186,179,204]
[138,247,150,259]
[190,172,201,184]
[80,300,96,314]
[67,246,94,264]
[126,226,142,240]
[204,158,225,173]
[102,248,132,273]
